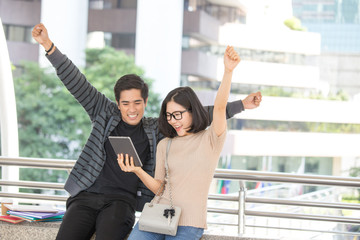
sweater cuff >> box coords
[46,48,67,68]
[226,100,244,118]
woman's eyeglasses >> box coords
[166,110,188,121]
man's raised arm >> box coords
[204,91,262,122]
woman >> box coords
[119,46,243,239]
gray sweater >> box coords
[46,48,244,211]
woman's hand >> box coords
[224,46,241,72]
[118,153,162,194]
[117,153,141,173]
[213,46,240,136]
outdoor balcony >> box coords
[0,157,359,240]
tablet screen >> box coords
[108,136,143,167]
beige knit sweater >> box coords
[154,123,227,229]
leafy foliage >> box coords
[284,16,307,31]
[14,61,90,188]
[14,61,91,159]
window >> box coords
[89,0,136,9]
[3,24,33,43]
[111,33,136,49]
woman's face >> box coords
[166,101,193,137]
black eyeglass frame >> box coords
[166,109,188,121]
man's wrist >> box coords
[45,42,54,53]
[240,100,245,110]
[42,40,53,52]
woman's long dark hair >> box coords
[158,87,209,138]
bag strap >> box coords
[151,139,173,206]
[164,139,174,209]
[156,139,177,221]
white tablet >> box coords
[108,136,143,167]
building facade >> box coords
[1,0,360,187]
[292,0,360,97]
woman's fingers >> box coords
[117,153,137,172]
[125,154,130,167]
[117,153,125,170]
[226,46,240,61]
[129,157,135,167]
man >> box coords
[32,23,262,240]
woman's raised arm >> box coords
[212,46,241,136]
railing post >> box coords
[238,180,246,236]
[0,17,20,195]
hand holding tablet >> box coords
[109,136,143,167]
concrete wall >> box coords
[0,221,269,240]
[135,0,184,99]
[88,9,136,33]
[7,42,39,65]
[181,50,217,80]
[183,10,220,42]
[0,0,41,25]
[0,0,41,65]
[40,0,89,68]
[319,53,360,98]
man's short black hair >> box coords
[158,86,209,138]
[114,74,148,103]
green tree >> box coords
[14,47,161,193]
[14,61,91,192]
[15,61,90,159]
[284,16,307,31]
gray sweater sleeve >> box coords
[204,100,244,122]
[46,48,114,121]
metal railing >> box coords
[1,156,360,239]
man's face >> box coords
[117,89,147,125]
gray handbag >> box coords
[138,139,182,236]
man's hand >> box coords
[32,23,54,53]
[242,92,262,110]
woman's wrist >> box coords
[224,67,234,74]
